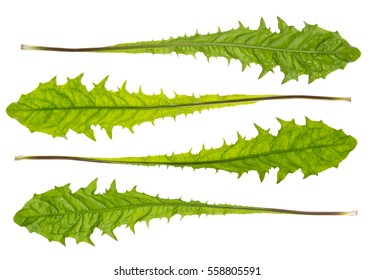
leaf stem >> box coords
[179,95,353,103]
[191,204,357,216]
[241,208,358,216]
[15,155,111,164]
[21,44,115,52]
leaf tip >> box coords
[5,102,16,118]
[276,117,288,126]
[254,123,267,134]
[258,171,266,182]
[276,170,288,183]
[258,68,269,79]
[71,73,84,83]
[84,129,96,141]
[105,127,113,139]
[304,116,312,124]
[128,224,136,234]
[79,237,95,246]
[120,80,128,91]
[95,75,109,88]
[236,131,244,140]
[86,179,99,193]
[277,17,288,31]
[109,180,118,192]
[49,76,58,85]
[259,17,267,30]
[104,230,118,241]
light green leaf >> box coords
[6,75,348,140]
[14,179,356,245]
[16,119,357,183]
[22,18,361,83]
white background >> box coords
[0,0,373,279]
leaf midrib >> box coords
[16,99,257,112]
[103,140,350,166]
[22,138,350,168]
[29,202,260,218]
[15,95,347,112]
[26,199,348,220]
[104,42,345,55]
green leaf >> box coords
[22,18,361,83]
[14,179,356,245]
[6,75,349,140]
[16,119,357,183]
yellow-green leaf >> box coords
[16,119,357,183]
[14,179,356,245]
[22,18,361,83]
[6,75,348,140]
